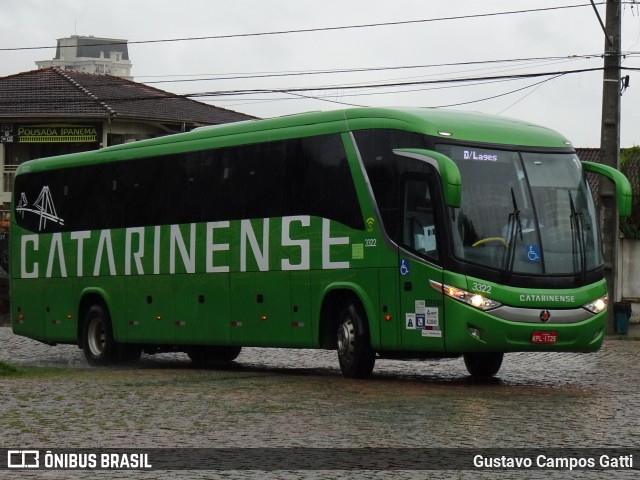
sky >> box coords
[1,0,640,147]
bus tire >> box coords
[188,346,242,366]
[82,304,119,367]
[336,303,375,379]
[463,352,504,378]
[118,345,142,364]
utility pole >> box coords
[598,0,622,333]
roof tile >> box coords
[0,67,254,124]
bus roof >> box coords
[16,107,573,174]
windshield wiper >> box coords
[502,188,523,277]
[568,191,587,282]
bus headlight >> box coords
[430,281,501,311]
[583,295,607,314]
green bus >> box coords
[10,108,632,378]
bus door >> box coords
[398,174,445,351]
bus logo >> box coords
[540,310,551,322]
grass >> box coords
[0,360,21,377]
[0,361,70,378]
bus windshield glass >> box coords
[436,145,602,275]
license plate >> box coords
[531,331,557,344]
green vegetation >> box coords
[0,361,20,376]
[0,361,71,378]
[620,147,640,239]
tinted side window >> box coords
[224,141,289,220]
[289,135,363,229]
[14,134,364,232]
[172,134,363,228]
[353,129,428,243]
[14,165,120,233]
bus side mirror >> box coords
[582,161,633,217]
[393,148,462,208]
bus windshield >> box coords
[436,145,602,276]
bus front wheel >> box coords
[463,352,504,378]
[336,303,375,379]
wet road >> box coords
[0,326,639,479]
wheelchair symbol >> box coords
[399,259,410,276]
[526,245,540,262]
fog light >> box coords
[469,327,481,340]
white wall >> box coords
[620,238,640,323]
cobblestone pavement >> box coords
[1,325,639,479]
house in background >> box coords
[0,67,254,212]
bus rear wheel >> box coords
[463,352,504,378]
[82,304,117,366]
[82,304,140,366]
[336,303,375,379]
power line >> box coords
[322,77,537,99]
[36,53,596,93]
[0,3,601,52]
[496,78,559,114]
[267,77,538,109]
[434,75,565,109]
[195,71,587,110]
[140,54,601,84]
[183,67,603,109]
[187,76,560,109]
[0,67,610,108]
[1,53,599,94]
[185,67,605,99]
